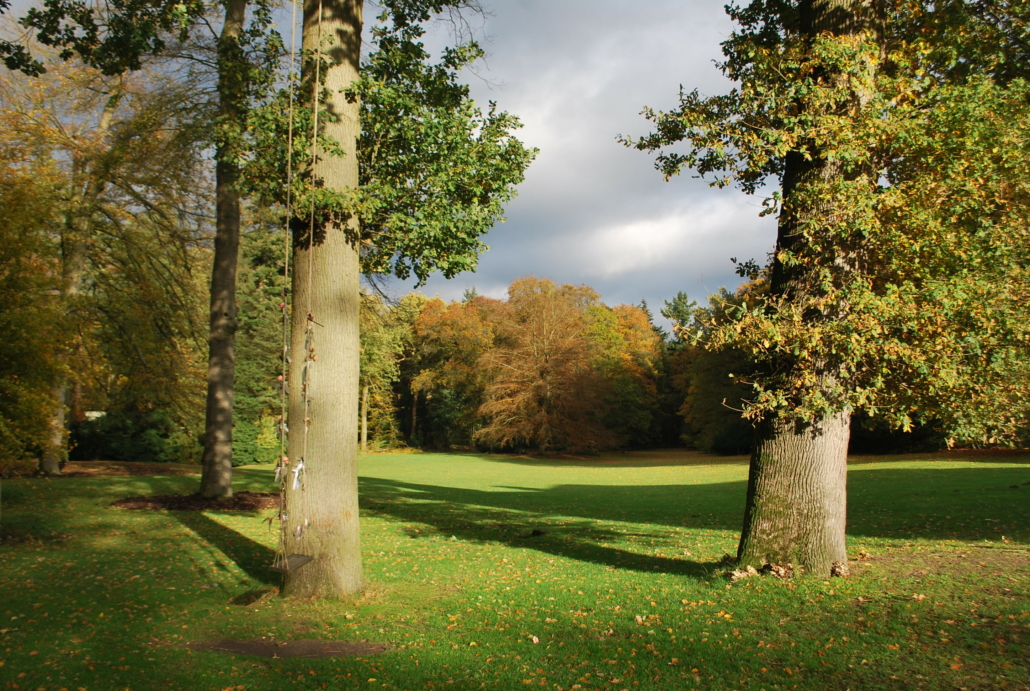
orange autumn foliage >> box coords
[475,278,616,453]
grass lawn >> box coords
[1,449,1028,691]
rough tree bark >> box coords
[737,409,851,574]
[736,0,881,576]
[200,0,249,499]
[42,88,121,475]
[281,0,364,598]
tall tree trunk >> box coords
[410,390,418,442]
[43,380,68,475]
[200,0,248,499]
[360,384,369,452]
[42,90,120,475]
[736,0,880,576]
[281,0,364,598]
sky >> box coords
[375,0,778,321]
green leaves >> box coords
[243,3,535,285]
[19,0,208,75]
[355,14,535,283]
[631,3,1030,443]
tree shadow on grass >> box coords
[359,463,1030,567]
[360,475,745,532]
[359,477,726,579]
[174,511,279,585]
[472,448,750,469]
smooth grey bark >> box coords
[281,0,364,598]
[735,0,880,576]
[42,90,120,475]
[199,0,249,499]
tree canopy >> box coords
[627,0,1030,445]
[243,3,536,284]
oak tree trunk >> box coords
[200,0,248,499]
[736,0,880,576]
[281,0,364,598]
[738,409,851,574]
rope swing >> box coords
[270,0,324,575]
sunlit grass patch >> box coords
[0,450,1027,690]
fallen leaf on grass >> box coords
[729,566,759,583]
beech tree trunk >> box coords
[42,90,120,475]
[200,0,248,499]
[281,0,364,598]
[735,0,880,577]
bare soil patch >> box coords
[186,638,388,658]
[61,461,200,477]
[112,491,279,511]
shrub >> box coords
[70,411,201,464]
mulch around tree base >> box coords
[112,492,279,511]
[186,639,388,658]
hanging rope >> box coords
[295,0,326,545]
[271,0,323,574]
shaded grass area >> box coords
[0,452,1027,691]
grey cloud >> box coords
[379,1,779,321]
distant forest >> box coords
[65,248,945,463]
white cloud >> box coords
[569,198,767,279]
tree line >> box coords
[0,0,535,477]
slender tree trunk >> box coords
[410,391,418,442]
[735,0,880,576]
[360,384,369,452]
[43,381,67,474]
[42,91,120,474]
[200,0,248,499]
[281,0,364,598]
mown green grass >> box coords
[1,449,1028,691]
